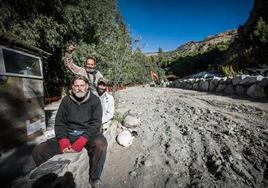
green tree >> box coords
[0,0,133,94]
[249,17,268,64]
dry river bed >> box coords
[102,86,268,188]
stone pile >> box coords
[169,75,268,99]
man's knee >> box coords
[93,137,108,151]
[32,143,46,166]
[32,143,43,157]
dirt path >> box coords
[102,87,268,188]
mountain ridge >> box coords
[145,29,237,56]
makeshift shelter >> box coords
[0,34,51,151]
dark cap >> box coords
[98,77,107,85]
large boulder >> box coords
[12,149,91,188]
[12,121,119,188]
[265,86,268,97]
[103,121,119,152]
[259,77,268,87]
[224,84,236,95]
[193,82,199,90]
[123,115,141,128]
[175,81,182,88]
[226,77,233,84]
[209,78,221,92]
[199,80,209,91]
[240,75,264,85]
[235,85,247,96]
[185,82,193,90]
[211,77,221,85]
[232,75,248,85]
[216,84,226,92]
[219,77,228,84]
[247,84,266,98]
[209,82,217,92]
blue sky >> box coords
[118,0,253,53]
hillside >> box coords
[147,0,268,79]
[174,30,237,54]
[154,30,237,78]
[222,0,268,67]
[145,30,236,58]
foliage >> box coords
[0,0,163,96]
[219,64,236,77]
[248,17,268,65]
[227,17,268,70]
[158,47,228,77]
[113,110,130,124]
[113,112,125,124]
[251,17,268,45]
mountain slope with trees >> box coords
[221,0,268,72]
[156,30,237,78]
[154,0,268,78]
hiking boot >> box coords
[91,179,102,188]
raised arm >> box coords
[63,45,87,77]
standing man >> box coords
[32,75,107,188]
[64,45,103,96]
[97,78,115,132]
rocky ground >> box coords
[102,86,268,188]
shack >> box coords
[0,35,51,151]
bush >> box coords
[219,64,241,76]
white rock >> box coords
[123,115,141,128]
[116,130,134,147]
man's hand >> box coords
[63,146,76,153]
[58,138,71,153]
[72,136,88,152]
[67,44,75,53]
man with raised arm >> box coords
[64,45,103,96]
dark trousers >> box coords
[32,134,107,181]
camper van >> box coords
[0,37,49,151]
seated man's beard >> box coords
[72,90,88,99]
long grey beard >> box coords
[73,91,87,98]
